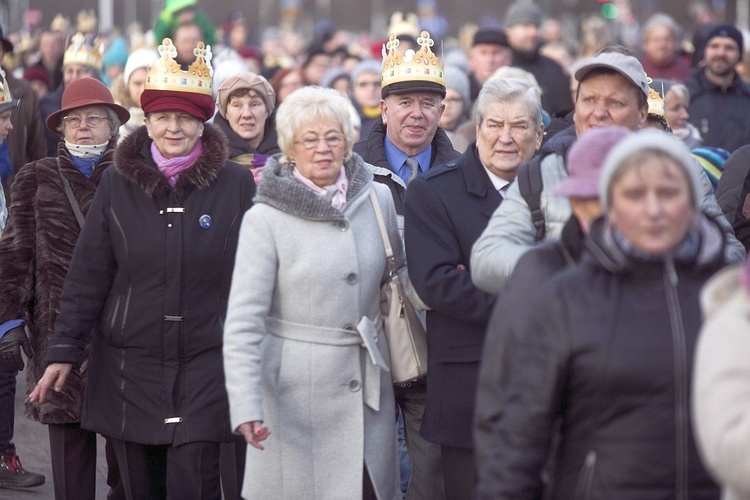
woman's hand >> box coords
[28,363,72,403]
[238,421,271,451]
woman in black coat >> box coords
[30,39,255,500]
[481,131,723,500]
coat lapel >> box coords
[460,144,502,218]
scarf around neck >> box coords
[292,165,349,211]
[151,139,203,187]
[66,140,108,159]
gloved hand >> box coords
[0,326,33,371]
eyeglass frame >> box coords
[293,134,345,150]
[62,114,107,129]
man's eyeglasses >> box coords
[295,134,344,150]
[62,115,106,129]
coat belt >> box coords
[265,315,389,411]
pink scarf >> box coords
[151,140,203,187]
[292,166,349,211]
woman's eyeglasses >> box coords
[63,115,106,128]
[295,134,344,150]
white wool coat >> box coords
[223,153,401,500]
[694,265,750,500]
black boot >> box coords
[0,448,45,489]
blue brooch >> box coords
[199,214,212,229]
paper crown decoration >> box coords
[145,38,213,96]
[388,12,420,40]
[63,33,103,71]
[381,31,445,90]
[647,76,665,117]
[0,68,14,111]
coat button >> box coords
[348,380,361,392]
[346,273,358,285]
[336,221,348,231]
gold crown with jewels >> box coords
[381,30,445,90]
[145,38,213,96]
[63,32,103,71]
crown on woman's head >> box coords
[381,31,444,90]
[145,38,213,96]
[63,32,103,71]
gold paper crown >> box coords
[381,31,445,90]
[0,68,14,110]
[388,12,421,40]
[63,33,103,71]
[76,9,98,33]
[646,76,665,117]
[145,38,213,96]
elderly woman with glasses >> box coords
[223,86,401,500]
[0,77,129,499]
[29,39,256,499]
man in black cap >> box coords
[468,28,512,102]
[686,23,750,152]
[503,0,572,114]
[354,30,458,500]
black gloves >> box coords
[0,326,33,372]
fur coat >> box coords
[0,140,116,424]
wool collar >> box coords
[115,124,229,200]
[255,152,372,221]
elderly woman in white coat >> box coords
[223,86,401,500]
[693,259,750,500]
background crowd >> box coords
[0,0,749,499]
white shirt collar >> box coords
[481,163,511,193]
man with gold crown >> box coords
[40,32,103,157]
[30,37,255,499]
[354,29,458,500]
[0,68,45,493]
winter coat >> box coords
[686,69,750,153]
[4,69,45,197]
[470,127,744,294]
[716,145,750,228]
[510,48,573,115]
[223,152,401,500]
[403,144,500,448]
[479,215,724,500]
[46,124,256,446]
[0,141,116,424]
[693,265,750,500]
[640,54,692,83]
[475,216,586,497]
[353,118,460,215]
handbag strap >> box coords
[57,157,86,229]
[369,188,394,259]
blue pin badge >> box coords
[199,214,212,230]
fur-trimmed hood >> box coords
[255,152,373,222]
[115,123,229,200]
